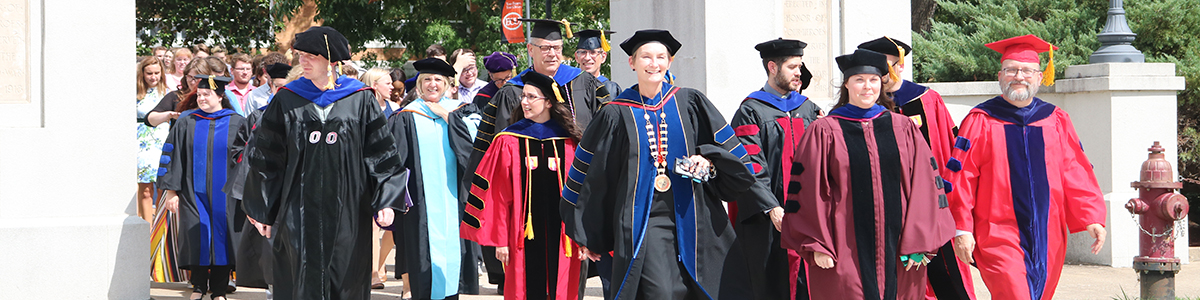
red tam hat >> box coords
[985,34,1059,86]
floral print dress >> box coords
[137,88,170,183]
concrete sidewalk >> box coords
[150,248,1200,299]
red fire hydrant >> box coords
[1125,141,1189,300]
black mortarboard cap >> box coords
[519,18,572,41]
[293,26,351,61]
[265,63,292,79]
[520,71,565,103]
[755,38,807,58]
[836,49,890,80]
[195,75,232,92]
[857,36,912,57]
[619,29,682,56]
[413,58,457,78]
[576,29,615,51]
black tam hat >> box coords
[521,71,565,103]
[414,58,457,78]
[194,75,232,92]
[857,36,912,57]
[755,38,807,58]
[619,29,682,56]
[265,63,292,79]
[835,49,890,81]
[293,26,351,61]
[576,29,615,52]
[519,18,573,41]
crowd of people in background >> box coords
[135,20,1108,300]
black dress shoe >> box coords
[371,283,385,289]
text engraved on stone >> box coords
[0,0,28,104]
[783,0,833,102]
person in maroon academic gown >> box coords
[945,34,1106,300]
[857,36,975,300]
[780,49,955,300]
[729,38,821,300]
[461,71,586,300]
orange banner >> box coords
[502,0,525,43]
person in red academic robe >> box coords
[780,49,955,300]
[858,36,976,300]
[945,35,1106,300]
[462,71,586,300]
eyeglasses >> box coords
[521,94,547,102]
[233,67,253,72]
[1001,68,1040,77]
[575,49,603,57]
[531,43,563,53]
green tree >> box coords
[269,0,610,67]
[135,0,278,55]
[915,0,1200,235]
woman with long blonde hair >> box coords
[136,56,169,222]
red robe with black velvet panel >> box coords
[944,97,1105,300]
[780,106,955,300]
[891,80,976,300]
[461,119,583,300]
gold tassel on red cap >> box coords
[1042,44,1056,86]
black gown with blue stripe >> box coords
[158,108,247,269]
[560,83,777,300]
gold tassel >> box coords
[207,77,216,91]
[323,34,336,90]
[524,207,534,240]
[560,19,573,39]
[551,79,565,103]
[600,31,611,53]
[1042,44,1056,86]
[886,37,904,84]
[563,233,573,258]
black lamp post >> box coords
[1090,0,1145,63]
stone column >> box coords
[0,0,149,298]
[1055,63,1187,266]
[609,0,911,119]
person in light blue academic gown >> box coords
[389,57,483,300]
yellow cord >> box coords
[886,36,904,84]
[323,34,335,90]
[600,31,611,53]
[560,19,573,39]
[1042,44,1056,86]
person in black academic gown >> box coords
[560,29,777,300]
[242,26,409,300]
[729,38,822,300]
[574,29,622,104]
[469,51,520,293]
[389,58,482,300]
[224,62,292,294]
[159,75,246,300]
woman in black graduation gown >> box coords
[559,29,777,300]
[388,58,482,300]
[241,26,409,300]
[159,75,246,300]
